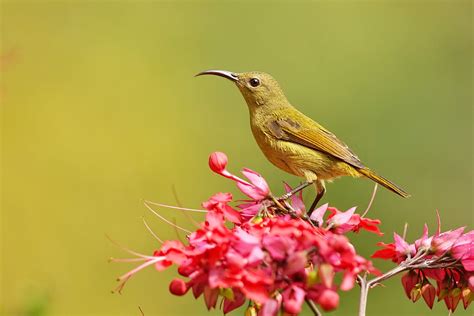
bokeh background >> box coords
[1,1,472,315]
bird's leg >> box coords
[277,181,313,201]
[308,181,326,215]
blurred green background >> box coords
[1,1,472,315]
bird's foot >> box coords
[275,181,313,202]
[277,192,293,201]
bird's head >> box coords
[196,70,288,110]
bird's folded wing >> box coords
[268,118,365,169]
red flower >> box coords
[202,192,241,224]
[113,152,470,315]
[373,214,473,312]
[326,207,384,236]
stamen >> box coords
[142,217,164,243]
[172,186,200,228]
[144,202,192,234]
[106,234,157,259]
[109,257,148,263]
[145,200,207,213]
[117,256,165,281]
[114,256,166,293]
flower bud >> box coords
[401,270,419,299]
[209,152,228,174]
[317,289,339,311]
[169,278,188,296]
[421,282,436,309]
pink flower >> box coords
[236,168,270,200]
[208,152,270,201]
[114,153,388,314]
[431,227,465,256]
[393,233,416,258]
[451,231,474,271]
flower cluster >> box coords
[113,152,380,315]
[112,152,472,315]
[372,215,473,312]
[167,197,378,314]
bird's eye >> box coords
[249,78,260,87]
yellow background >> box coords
[1,1,472,315]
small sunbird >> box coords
[196,70,409,212]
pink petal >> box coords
[310,203,328,226]
[394,233,415,256]
[237,182,267,200]
[330,207,356,226]
[282,285,305,314]
[262,235,290,261]
[285,251,307,275]
[340,271,356,291]
[223,204,242,224]
[242,168,270,196]
[432,227,465,255]
[284,182,306,215]
[259,299,280,316]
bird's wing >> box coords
[267,117,365,169]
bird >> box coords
[196,70,409,213]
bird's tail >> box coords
[358,168,410,198]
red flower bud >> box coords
[169,278,188,296]
[317,289,339,311]
[421,282,436,309]
[209,152,228,174]
[401,270,419,299]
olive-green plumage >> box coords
[196,70,410,199]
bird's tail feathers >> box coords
[358,168,410,198]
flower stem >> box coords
[306,299,322,316]
[358,265,407,316]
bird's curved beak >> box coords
[195,70,238,82]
